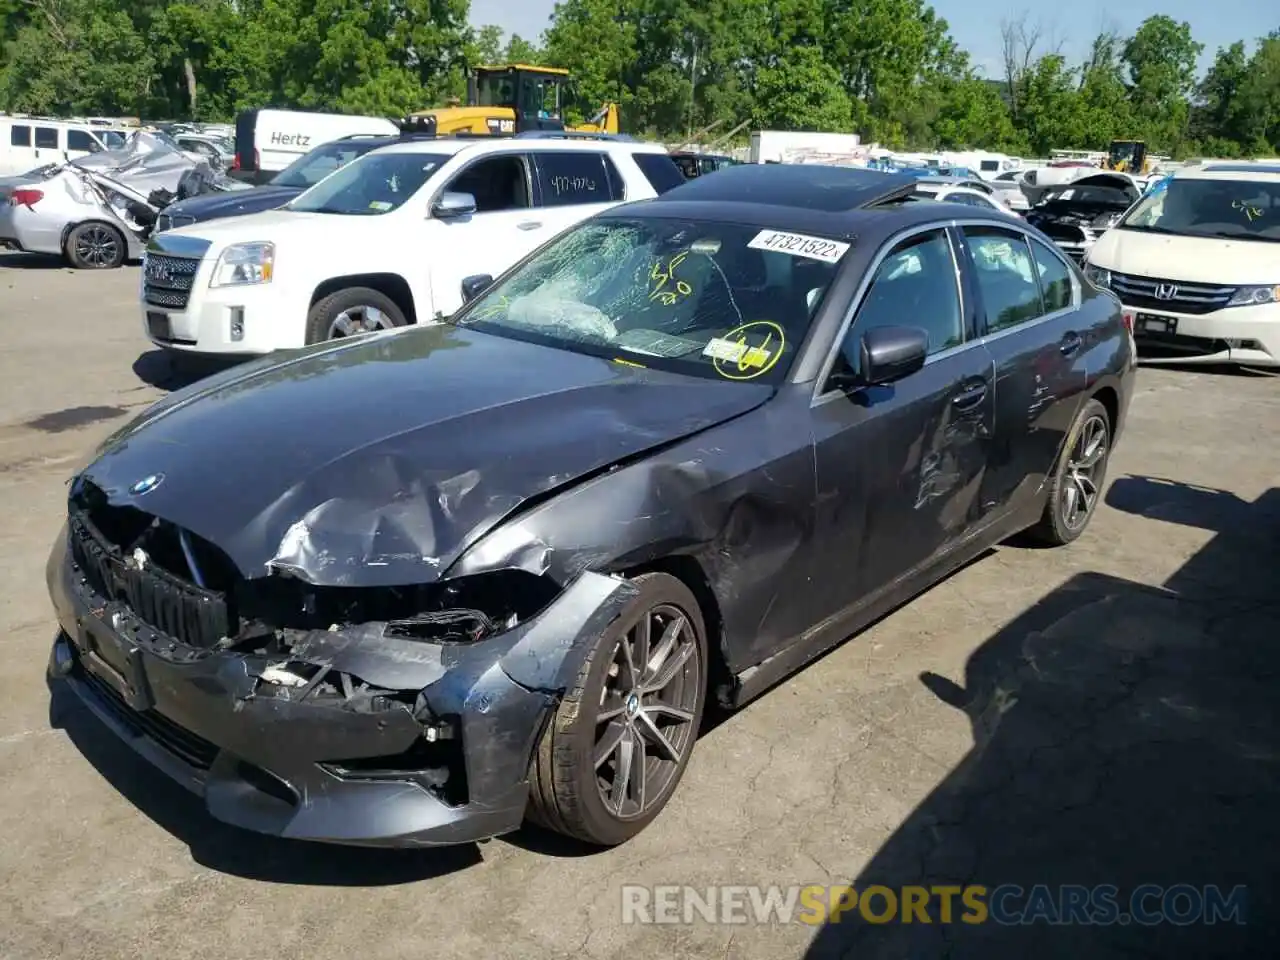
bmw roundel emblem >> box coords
[129,473,165,496]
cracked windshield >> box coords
[455,219,848,383]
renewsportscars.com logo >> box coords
[621,884,1249,927]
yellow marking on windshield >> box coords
[1232,199,1263,222]
[648,251,693,306]
[712,321,786,381]
[614,357,646,368]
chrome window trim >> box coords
[810,220,972,407]
[810,217,1086,406]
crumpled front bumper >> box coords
[45,531,637,847]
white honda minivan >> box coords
[1082,163,1280,369]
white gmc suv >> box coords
[139,135,685,354]
[1083,163,1280,369]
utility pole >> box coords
[687,43,698,141]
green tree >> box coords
[1121,15,1203,152]
[752,45,853,132]
[1231,32,1280,155]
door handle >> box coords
[1059,331,1083,356]
[952,380,988,409]
[517,220,543,231]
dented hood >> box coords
[79,324,771,586]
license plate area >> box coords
[1136,313,1177,335]
[146,311,172,340]
[77,616,154,711]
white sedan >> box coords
[909,176,1025,218]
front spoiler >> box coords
[46,532,638,847]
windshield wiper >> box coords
[1117,224,1184,236]
[1201,230,1279,243]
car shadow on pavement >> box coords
[46,679,483,884]
[804,478,1280,959]
[132,349,241,392]
[0,251,72,270]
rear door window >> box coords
[963,227,1045,334]
[1030,238,1074,313]
[9,124,31,147]
[34,127,59,149]
[533,151,621,207]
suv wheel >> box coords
[527,572,707,846]
[1027,397,1111,546]
[66,222,126,269]
[305,287,407,344]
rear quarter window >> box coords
[9,124,31,147]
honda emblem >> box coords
[1154,283,1178,300]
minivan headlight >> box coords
[1083,263,1111,290]
[210,242,274,287]
[1227,285,1280,307]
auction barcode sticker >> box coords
[748,230,850,263]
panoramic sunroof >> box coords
[659,164,919,211]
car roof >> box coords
[651,164,920,213]
[603,193,1018,244]
[1190,163,1280,179]
[369,136,669,158]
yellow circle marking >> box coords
[713,320,787,381]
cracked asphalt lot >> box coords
[2,253,1277,959]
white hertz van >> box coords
[1083,163,1280,369]
[233,109,399,183]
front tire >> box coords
[66,222,126,269]
[305,287,407,344]
[527,572,708,846]
[1027,397,1111,546]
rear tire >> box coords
[1026,398,1111,546]
[305,287,407,344]
[527,572,707,846]
[65,222,126,269]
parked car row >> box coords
[46,162,1138,851]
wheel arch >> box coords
[61,218,127,251]
[310,273,418,325]
[1091,384,1119,434]
[620,554,730,711]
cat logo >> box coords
[486,118,516,134]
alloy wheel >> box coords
[76,226,119,267]
[1061,414,1108,530]
[594,603,701,820]
[327,305,394,339]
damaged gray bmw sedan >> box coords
[47,165,1135,848]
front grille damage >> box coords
[68,479,566,807]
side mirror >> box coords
[432,191,476,220]
[461,274,493,302]
[859,325,928,385]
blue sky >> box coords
[468,0,1274,77]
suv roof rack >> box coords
[514,130,636,142]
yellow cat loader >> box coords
[406,64,620,137]
[1105,140,1151,175]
